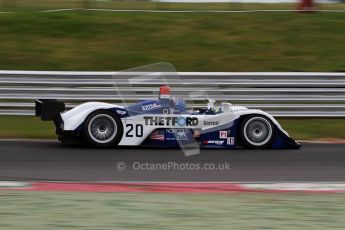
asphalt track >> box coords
[0,140,344,182]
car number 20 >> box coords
[125,124,144,137]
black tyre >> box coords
[83,110,123,148]
[239,115,275,149]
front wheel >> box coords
[239,115,275,149]
[83,110,123,148]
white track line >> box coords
[2,181,345,192]
[0,181,30,188]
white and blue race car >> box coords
[35,86,300,149]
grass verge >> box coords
[277,118,345,140]
[0,10,345,71]
[0,115,344,140]
[2,1,344,11]
[0,191,344,229]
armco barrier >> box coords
[1,71,345,117]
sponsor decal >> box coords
[193,129,201,138]
[173,97,185,106]
[219,131,228,139]
[149,130,165,141]
[203,120,219,126]
[142,103,161,111]
[166,129,189,141]
[227,137,235,145]
[166,128,189,134]
[203,140,224,145]
[123,118,133,124]
[116,110,127,115]
[144,116,198,127]
[176,132,188,141]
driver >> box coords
[159,86,187,113]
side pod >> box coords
[35,99,65,121]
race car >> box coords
[35,86,300,149]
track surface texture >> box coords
[0,140,344,182]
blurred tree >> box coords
[1,0,16,9]
[155,1,170,10]
[81,0,91,9]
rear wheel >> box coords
[239,115,275,149]
[83,110,123,148]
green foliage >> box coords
[0,11,345,71]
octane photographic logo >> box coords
[112,62,234,157]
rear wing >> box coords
[35,99,65,121]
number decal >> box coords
[125,124,134,137]
[136,124,143,137]
[126,124,143,137]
